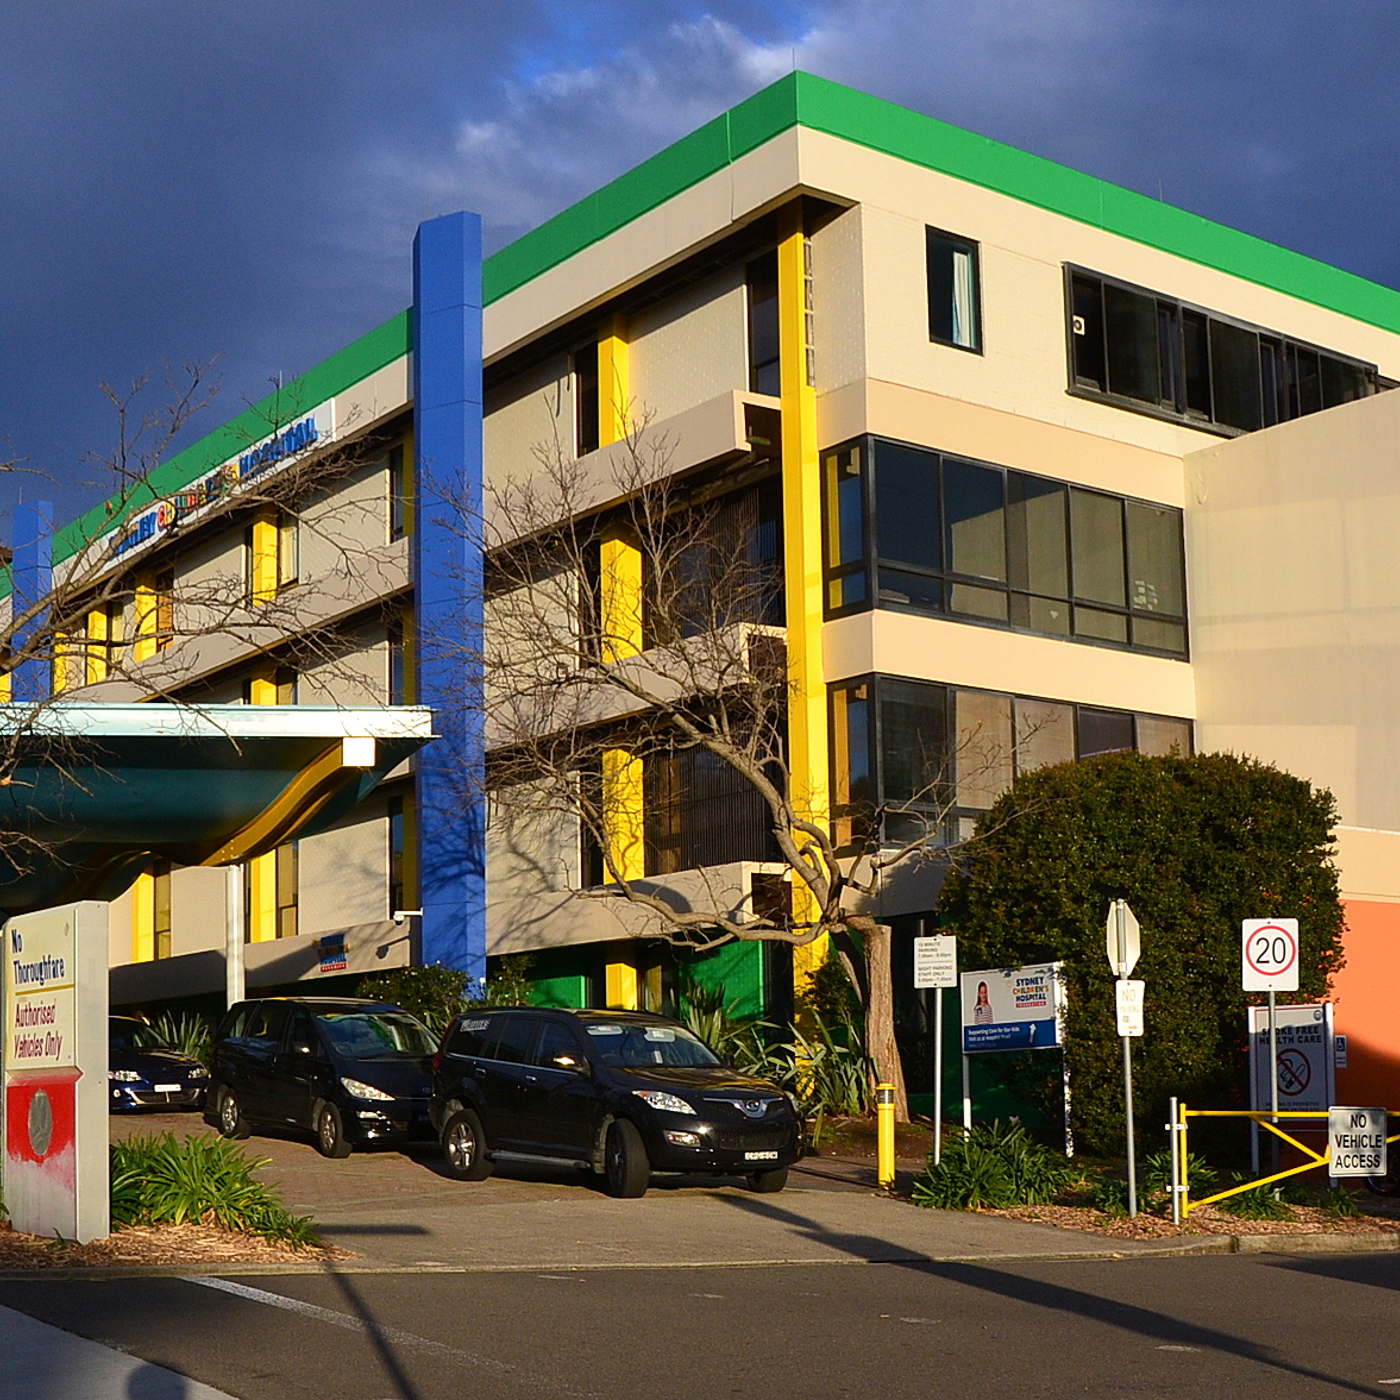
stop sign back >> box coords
[1241,918,1300,992]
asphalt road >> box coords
[3,1252,1400,1400]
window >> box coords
[643,743,778,876]
[829,675,1192,848]
[574,342,599,457]
[747,251,781,396]
[388,442,412,541]
[533,1021,581,1067]
[275,842,298,940]
[152,859,172,960]
[1068,267,1379,433]
[927,228,981,351]
[488,1015,540,1065]
[388,611,413,704]
[243,839,297,941]
[822,436,1187,656]
[277,513,299,590]
[388,795,413,916]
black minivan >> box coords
[210,997,438,1157]
[430,1008,802,1197]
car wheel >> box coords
[746,1167,789,1193]
[441,1109,492,1181]
[315,1101,353,1159]
[604,1119,650,1198]
[216,1088,250,1140]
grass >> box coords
[111,1134,320,1248]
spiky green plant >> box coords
[913,1122,1078,1211]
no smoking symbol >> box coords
[1276,1048,1311,1096]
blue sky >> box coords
[2,0,1397,524]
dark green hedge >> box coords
[937,752,1345,1156]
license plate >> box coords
[744,1150,779,1161]
[155,1084,181,1093]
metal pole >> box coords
[962,1052,972,1131]
[1168,1096,1181,1226]
[1269,988,1280,1172]
[933,986,944,1167]
[225,864,245,1010]
[1123,1032,1137,1216]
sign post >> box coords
[1242,918,1300,1169]
[1106,900,1143,1215]
[3,902,110,1243]
[913,935,957,1165]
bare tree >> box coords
[478,422,1022,1120]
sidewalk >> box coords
[0,1303,237,1399]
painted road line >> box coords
[185,1276,602,1398]
[0,1302,235,1400]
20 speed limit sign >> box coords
[1241,918,1300,992]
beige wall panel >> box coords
[174,526,246,638]
[299,809,388,935]
[811,204,867,393]
[818,378,1187,506]
[299,627,386,707]
[487,779,581,900]
[1334,826,1400,902]
[484,353,573,491]
[630,267,747,423]
[109,889,133,969]
[794,128,1400,381]
[170,865,229,956]
[300,459,390,585]
[484,131,803,361]
[331,357,409,441]
[824,609,1196,717]
[1188,390,1400,832]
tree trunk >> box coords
[863,921,909,1122]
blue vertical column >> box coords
[412,212,486,984]
[11,501,54,704]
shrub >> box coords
[1142,1148,1218,1202]
[1215,1179,1295,1220]
[150,1011,213,1068]
[111,1134,319,1248]
[913,1122,1078,1211]
[355,965,472,1035]
[1320,1185,1361,1218]
[1091,1175,1129,1216]
[937,753,1345,1157]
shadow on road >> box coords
[716,1192,1400,1399]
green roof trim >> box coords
[479,70,1400,337]
[53,310,411,565]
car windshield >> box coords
[109,1020,170,1051]
[583,1022,721,1069]
[315,1011,437,1058]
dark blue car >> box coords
[108,1016,209,1111]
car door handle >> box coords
[524,1074,539,1083]
[473,1067,487,1079]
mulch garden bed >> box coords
[988,1198,1400,1240]
[0,1220,351,1269]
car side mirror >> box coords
[551,1053,589,1077]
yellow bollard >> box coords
[876,1083,896,1190]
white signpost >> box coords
[1328,1107,1387,1179]
[1241,917,1300,1151]
[913,935,957,1165]
[1106,900,1144,1215]
[3,902,110,1242]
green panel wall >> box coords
[680,941,766,1020]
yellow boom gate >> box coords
[1166,1100,1400,1224]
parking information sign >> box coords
[1241,918,1300,992]
[1248,1003,1335,1115]
[913,936,957,989]
[1329,1107,1387,1178]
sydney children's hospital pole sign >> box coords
[3,902,110,1242]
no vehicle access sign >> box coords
[1241,918,1300,992]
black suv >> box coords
[429,1008,802,1197]
[210,997,438,1157]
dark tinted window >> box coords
[926,228,981,351]
[1071,275,1106,390]
[533,1021,582,1066]
[1209,320,1261,431]
[488,1016,539,1065]
[287,1011,325,1059]
[944,459,1005,581]
[747,251,780,396]
[1104,283,1159,404]
[243,1003,289,1048]
[881,679,947,808]
[876,442,940,571]
[449,1016,495,1058]
[1078,708,1136,758]
[574,343,599,456]
[109,1019,168,1051]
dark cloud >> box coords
[1,1,1395,524]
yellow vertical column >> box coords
[598,316,642,1007]
[778,203,830,1000]
[245,666,279,941]
[249,511,278,604]
[86,606,109,685]
[131,871,155,963]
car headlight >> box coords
[188,1066,209,1079]
[342,1077,396,1102]
[632,1090,696,1115]
[785,1091,802,1117]
[108,1070,142,1083]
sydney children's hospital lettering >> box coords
[108,414,321,561]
